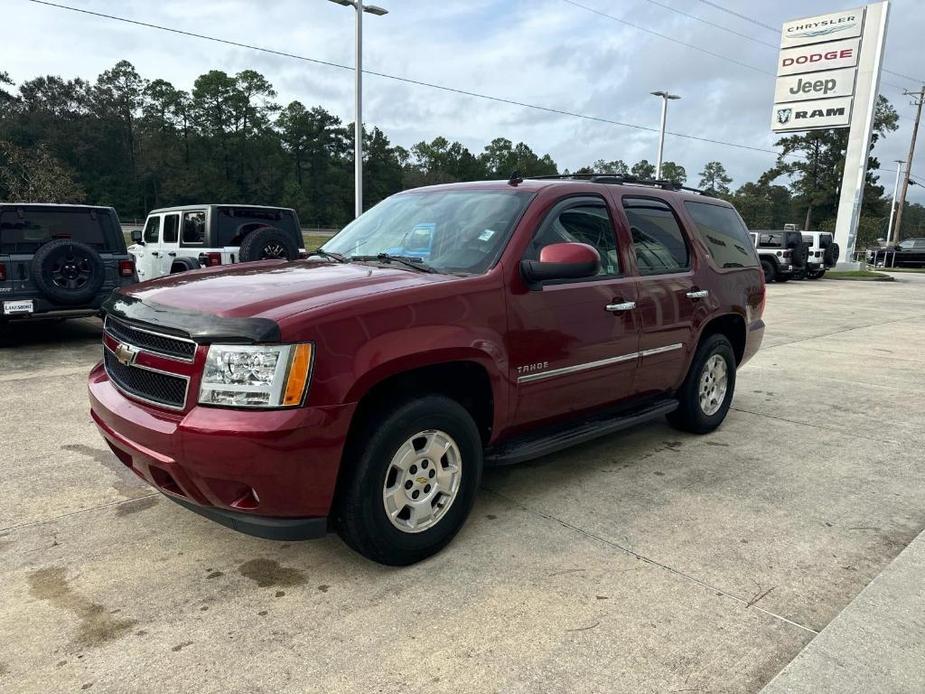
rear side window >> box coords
[216,207,299,246]
[623,198,690,275]
[181,211,206,245]
[163,214,179,243]
[684,202,758,269]
[0,207,118,253]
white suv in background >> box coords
[801,231,839,279]
[130,204,305,281]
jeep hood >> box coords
[118,260,456,324]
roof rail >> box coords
[525,173,713,196]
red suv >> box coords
[89,175,765,565]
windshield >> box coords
[322,189,534,274]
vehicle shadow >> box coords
[0,316,103,349]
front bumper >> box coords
[88,361,356,538]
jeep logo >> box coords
[113,342,140,366]
[788,77,838,96]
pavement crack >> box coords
[483,487,818,635]
[729,407,900,445]
[0,493,161,535]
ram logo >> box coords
[777,108,793,125]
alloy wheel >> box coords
[698,354,728,416]
[382,429,462,533]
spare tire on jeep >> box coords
[31,239,106,305]
[238,226,299,263]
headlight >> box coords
[199,343,313,408]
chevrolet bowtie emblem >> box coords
[114,342,140,366]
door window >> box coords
[683,201,758,269]
[163,214,179,244]
[143,216,160,244]
[623,198,690,275]
[527,202,620,276]
[181,211,206,245]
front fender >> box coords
[343,325,509,435]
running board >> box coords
[484,399,678,466]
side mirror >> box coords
[521,242,601,283]
[131,229,144,244]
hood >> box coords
[122,260,456,321]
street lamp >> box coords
[328,0,389,218]
[887,159,905,244]
[650,90,681,180]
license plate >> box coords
[3,299,34,315]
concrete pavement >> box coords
[1,273,924,692]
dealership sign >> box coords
[780,8,864,48]
[774,67,857,103]
[771,6,866,133]
[777,38,860,76]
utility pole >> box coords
[886,160,904,244]
[650,90,680,179]
[892,86,925,243]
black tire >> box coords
[760,259,777,283]
[238,227,299,263]
[776,274,790,283]
[170,257,200,274]
[832,242,841,264]
[334,395,483,566]
[31,240,106,305]
[807,269,825,279]
[667,333,736,435]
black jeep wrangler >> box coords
[0,203,137,322]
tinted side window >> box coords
[684,202,758,269]
[623,198,689,275]
[528,203,620,276]
[216,207,299,246]
[143,216,160,244]
[182,211,206,245]
[163,214,179,243]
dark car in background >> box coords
[0,203,137,322]
[869,237,925,268]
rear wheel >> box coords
[668,334,736,434]
[238,227,299,263]
[335,395,483,566]
[760,259,777,283]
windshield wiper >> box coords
[307,248,349,263]
[352,253,438,273]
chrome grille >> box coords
[104,316,196,361]
[104,348,189,410]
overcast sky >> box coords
[3,0,924,204]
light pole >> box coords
[328,0,388,218]
[886,159,904,245]
[650,90,680,180]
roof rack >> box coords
[525,173,713,196]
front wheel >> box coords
[335,395,483,566]
[667,334,736,434]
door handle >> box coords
[167,252,176,257]
[151,251,160,257]
[606,301,636,312]
[686,289,709,299]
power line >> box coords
[693,0,924,85]
[558,0,769,74]
[26,0,787,157]
[636,0,777,49]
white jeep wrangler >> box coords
[130,204,305,281]
[801,231,839,279]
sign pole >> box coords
[832,1,890,269]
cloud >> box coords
[2,0,922,203]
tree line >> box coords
[1,61,922,243]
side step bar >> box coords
[484,399,678,467]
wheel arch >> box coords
[696,312,747,366]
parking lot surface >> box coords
[2,274,924,693]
